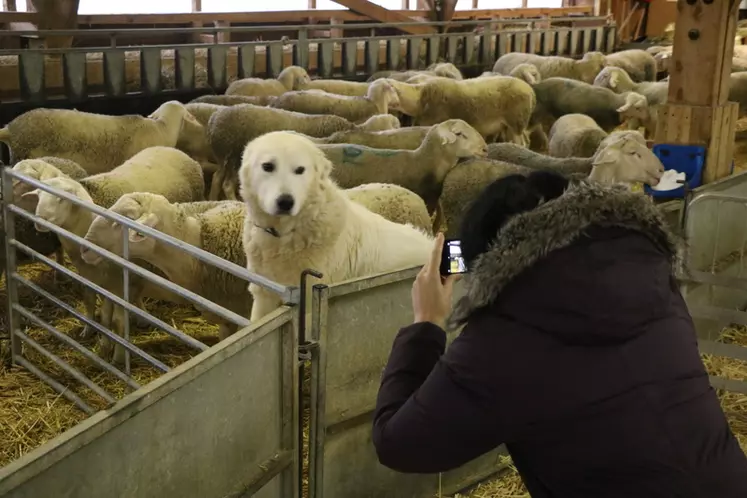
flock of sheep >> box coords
[0,48,670,365]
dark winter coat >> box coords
[373,181,747,498]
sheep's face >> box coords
[81,194,166,266]
[510,64,541,85]
[358,114,400,132]
[24,177,89,232]
[579,51,607,83]
[616,92,649,121]
[367,80,400,111]
[591,132,664,186]
[593,67,617,90]
[437,120,488,159]
[239,131,330,218]
[10,160,56,211]
[279,66,312,90]
[654,52,671,73]
[431,62,462,80]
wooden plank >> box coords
[667,0,738,107]
[331,0,436,34]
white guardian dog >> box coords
[239,131,433,321]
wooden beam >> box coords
[331,0,437,34]
[28,0,79,48]
[654,0,741,184]
[0,6,595,26]
[441,0,458,22]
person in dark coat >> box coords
[372,171,747,498]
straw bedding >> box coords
[0,257,220,468]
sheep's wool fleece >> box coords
[196,203,250,316]
[447,180,683,329]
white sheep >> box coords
[21,147,205,363]
[493,52,606,84]
[207,104,400,201]
[0,101,195,175]
[381,75,536,145]
[2,157,89,284]
[441,130,664,237]
[269,80,400,124]
[530,77,649,151]
[487,142,595,176]
[508,63,542,84]
[604,49,657,82]
[225,66,311,97]
[82,193,249,341]
[317,119,488,230]
[548,114,609,158]
[301,78,371,97]
[309,126,429,150]
[345,183,433,235]
[593,67,668,136]
[189,94,276,106]
[367,63,463,83]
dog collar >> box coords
[255,224,281,237]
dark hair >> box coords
[458,170,570,269]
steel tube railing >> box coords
[13,356,95,415]
[10,232,209,353]
[10,252,172,372]
[5,171,295,302]
[12,278,142,390]
[15,328,117,404]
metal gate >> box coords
[307,269,508,498]
[0,169,299,498]
[680,171,747,395]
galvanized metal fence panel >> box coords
[308,268,507,498]
[678,172,747,396]
[1,169,299,497]
[0,307,299,498]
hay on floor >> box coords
[0,258,220,468]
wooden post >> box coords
[28,0,79,48]
[3,0,17,11]
[654,0,740,184]
[191,0,201,11]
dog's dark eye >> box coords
[262,162,275,173]
[294,166,305,175]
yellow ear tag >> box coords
[630,182,644,193]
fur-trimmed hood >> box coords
[447,180,684,331]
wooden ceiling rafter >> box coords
[330,0,436,34]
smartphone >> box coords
[440,239,467,276]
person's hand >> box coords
[412,233,462,328]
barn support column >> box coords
[654,0,740,184]
[28,0,80,48]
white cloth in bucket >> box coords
[651,170,686,191]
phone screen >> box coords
[440,239,467,276]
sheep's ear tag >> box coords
[128,229,147,243]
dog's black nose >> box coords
[276,194,295,214]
